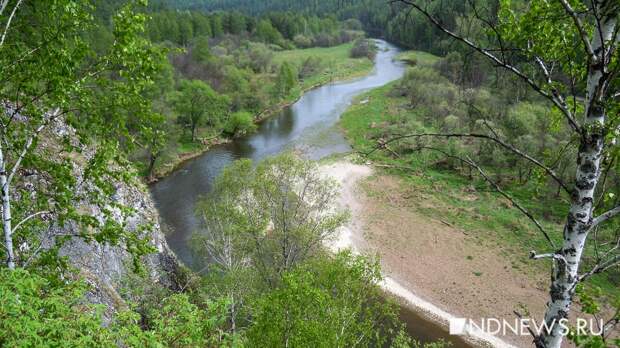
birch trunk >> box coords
[0,146,15,269]
[538,4,616,347]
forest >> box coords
[0,0,619,348]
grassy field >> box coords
[396,50,440,67]
[339,79,619,297]
[273,42,374,90]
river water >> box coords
[151,40,472,347]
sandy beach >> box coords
[319,160,550,347]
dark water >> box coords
[150,40,473,347]
[398,302,473,347]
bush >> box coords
[0,269,115,346]
[299,56,323,79]
[245,42,274,73]
[0,269,242,347]
[343,18,363,30]
[224,111,256,136]
[293,34,312,48]
[246,252,405,347]
[338,29,364,44]
[313,33,335,47]
[350,38,377,59]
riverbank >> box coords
[319,159,545,347]
[148,42,375,182]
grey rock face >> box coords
[58,181,180,318]
[34,118,182,319]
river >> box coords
[151,39,472,347]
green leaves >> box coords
[497,0,587,94]
[247,252,401,348]
[0,268,242,347]
[0,0,166,272]
[173,79,231,141]
[0,268,116,347]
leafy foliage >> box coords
[173,79,230,142]
[0,269,114,346]
[247,252,403,348]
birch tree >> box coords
[389,1,620,347]
[0,0,161,270]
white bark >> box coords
[0,109,55,269]
[0,0,23,48]
[0,145,14,269]
[539,3,617,347]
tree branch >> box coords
[529,251,567,264]
[0,0,23,48]
[6,108,60,188]
[373,143,557,248]
[464,155,556,248]
[12,210,49,234]
[589,205,620,231]
[557,0,597,62]
[578,254,620,282]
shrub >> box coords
[0,269,115,346]
[299,56,323,79]
[350,38,377,59]
[224,111,256,136]
[343,18,363,30]
[293,34,313,48]
[313,33,335,47]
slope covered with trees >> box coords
[161,0,470,54]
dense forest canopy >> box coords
[158,0,470,53]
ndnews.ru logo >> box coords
[449,317,604,337]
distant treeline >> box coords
[144,5,363,49]
[158,0,476,54]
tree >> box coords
[225,11,246,35]
[210,14,224,37]
[138,112,167,181]
[246,252,405,348]
[224,111,257,136]
[191,35,211,63]
[193,154,348,283]
[173,80,230,142]
[350,38,377,59]
[0,0,160,270]
[178,15,194,46]
[191,156,410,345]
[254,19,283,45]
[191,12,212,38]
[274,62,297,99]
[391,1,620,347]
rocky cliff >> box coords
[58,180,181,318]
[32,118,182,319]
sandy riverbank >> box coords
[319,160,550,347]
